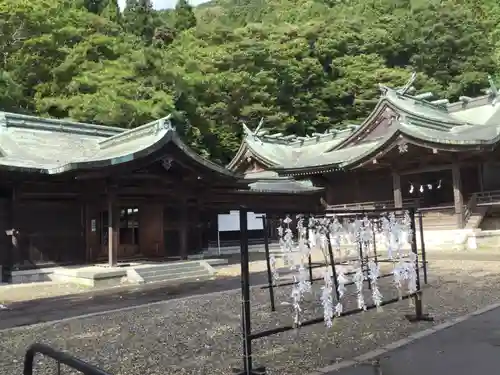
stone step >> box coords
[141,270,213,284]
[133,261,213,284]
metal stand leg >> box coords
[404,208,434,323]
[233,209,267,375]
[262,216,276,312]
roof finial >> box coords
[254,117,264,134]
[397,71,417,95]
[242,122,253,136]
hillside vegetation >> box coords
[0,0,499,163]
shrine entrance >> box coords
[96,206,141,260]
[402,170,453,208]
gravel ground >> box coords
[1,259,499,375]
[0,282,91,304]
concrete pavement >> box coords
[318,303,500,375]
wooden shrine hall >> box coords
[228,73,500,230]
[0,113,323,274]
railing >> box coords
[327,198,422,210]
[24,343,111,375]
[463,193,478,227]
[476,189,500,205]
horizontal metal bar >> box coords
[250,292,418,340]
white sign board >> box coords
[217,211,266,232]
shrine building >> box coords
[0,113,322,275]
[228,73,500,230]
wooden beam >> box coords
[399,163,454,176]
[451,163,464,228]
[108,192,118,267]
[392,172,403,208]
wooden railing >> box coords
[327,198,422,210]
[476,189,500,205]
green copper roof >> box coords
[0,111,323,194]
[0,112,235,177]
[230,73,500,177]
[227,123,358,169]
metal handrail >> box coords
[24,343,111,375]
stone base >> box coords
[50,266,127,287]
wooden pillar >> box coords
[108,194,118,267]
[452,163,464,228]
[179,203,188,260]
[478,163,484,193]
[392,172,403,208]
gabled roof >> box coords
[242,170,323,194]
[0,112,236,178]
[0,111,323,195]
[229,72,500,177]
[226,122,359,170]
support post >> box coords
[478,163,484,193]
[179,203,188,260]
[392,172,403,208]
[262,216,276,312]
[107,193,118,267]
[233,208,266,375]
[418,210,428,284]
[452,163,464,228]
[405,208,433,322]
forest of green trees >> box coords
[0,0,499,164]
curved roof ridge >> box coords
[99,115,172,150]
[0,111,123,137]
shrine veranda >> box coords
[234,206,432,375]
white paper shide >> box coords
[276,210,417,328]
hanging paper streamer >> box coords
[320,267,334,327]
[368,259,383,311]
[289,215,312,327]
[269,254,279,285]
[408,179,443,194]
[335,265,348,316]
[278,210,418,328]
[353,265,366,311]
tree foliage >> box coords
[0,0,499,164]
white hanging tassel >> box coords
[368,260,383,311]
[308,228,317,248]
[353,264,366,311]
[335,265,348,316]
[419,185,424,193]
[288,216,312,328]
[409,183,414,194]
[406,252,418,295]
[282,216,294,267]
[269,254,279,285]
[320,267,334,327]
[393,261,404,300]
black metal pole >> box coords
[418,211,428,284]
[262,216,276,312]
[308,254,314,285]
[239,208,253,374]
[327,239,340,301]
[405,208,433,323]
[372,224,379,264]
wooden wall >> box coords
[139,203,164,257]
[325,170,393,204]
[14,200,84,266]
